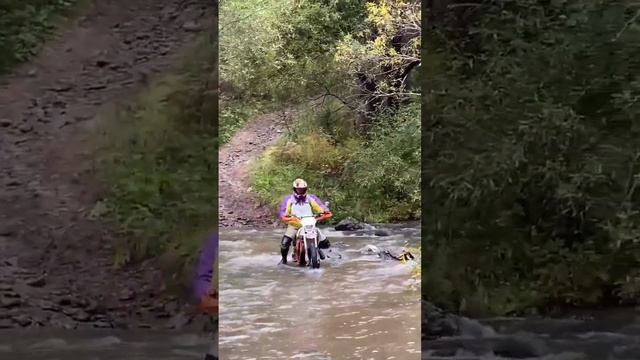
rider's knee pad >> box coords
[318,239,330,249]
[281,235,293,248]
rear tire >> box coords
[307,243,320,269]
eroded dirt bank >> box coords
[218,111,295,229]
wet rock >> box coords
[119,289,135,301]
[57,296,72,306]
[84,298,100,313]
[26,275,46,287]
[0,296,22,308]
[422,301,460,339]
[52,99,66,109]
[0,319,14,329]
[161,6,179,20]
[49,313,76,329]
[93,321,113,328]
[96,59,110,67]
[72,310,91,322]
[18,124,33,133]
[3,257,18,267]
[335,217,364,231]
[86,83,107,91]
[50,82,74,92]
[374,229,390,237]
[182,21,202,32]
[39,300,60,311]
[5,179,21,187]
[492,335,548,358]
[12,314,32,327]
[458,316,496,337]
[155,311,171,319]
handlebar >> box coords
[293,214,327,221]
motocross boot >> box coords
[280,235,293,264]
[318,238,330,260]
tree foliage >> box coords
[423,0,640,314]
[219,0,422,223]
[333,0,422,132]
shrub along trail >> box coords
[0,0,213,330]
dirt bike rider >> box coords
[193,234,218,360]
[279,178,332,264]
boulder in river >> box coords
[422,301,461,339]
[492,335,548,358]
[335,217,365,231]
[423,301,498,339]
[374,229,390,237]
[423,301,550,358]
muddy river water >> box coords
[218,225,421,359]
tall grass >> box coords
[97,35,217,268]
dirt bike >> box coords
[292,216,323,269]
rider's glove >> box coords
[199,290,218,315]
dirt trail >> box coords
[0,0,212,330]
[218,111,295,228]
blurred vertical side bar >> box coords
[193,1,219,359]
[421,0,430,356]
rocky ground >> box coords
[422,301,640,359]
[0,0,213,330]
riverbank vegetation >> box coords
[423,0,640,316]
[220,0,422,223]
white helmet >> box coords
[292,178,308,199]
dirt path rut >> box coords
[0,0,212,330]
[218,111,295,228]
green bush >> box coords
[423,0,640,315]
[250,101,420,223]
[219,98,261,144]
[0,0,77,74]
